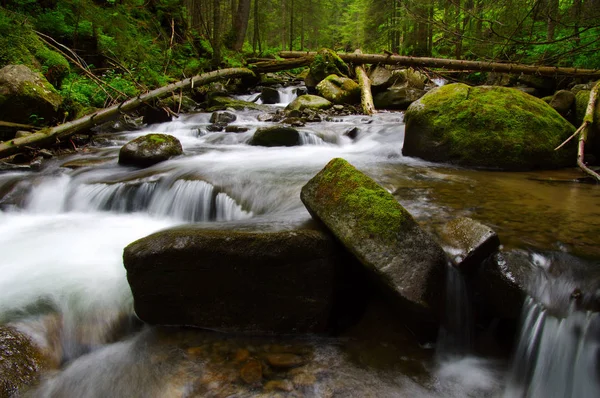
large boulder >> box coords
[300,158,447,323]
[118,133,183,168]
[249,126,300,147]
[0,64,63,125]
[373,86,426,110]
[403,84,576,170]
[260,87,281,104]
[1,326,46,396]
[549,90,576,119]
[123,222,341,333]
[305,49,350,89]
[286,95,332,112]
[316,74,360,105]
[206,95,269,112]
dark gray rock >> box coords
[260,87,281,104]
[123,223,341,333]
[209,111,237,124]
[142,105,172,125]
[118,134,183,168]
[249,126,300,147]
[300,158,447,323]
[549,90,576,119]
[437,217,500,273]
[225,126,249,133]
[373,86,426,110]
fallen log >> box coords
[0,121,39,131]
[248,57,312,73]
[279,51,600,78]
[0,68,256,160]
[354,50,376,116]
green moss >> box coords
[575,90,590,126]
[311,158,414,244]
[404,84,576,170]
[207,96,270,112]
[309,49,350,83]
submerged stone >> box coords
[123,222,341,333]
[118,133,183,168]
[437,217,500,273]
[300,158,447,323]
[403,84,576,170]
[0,326,46,396]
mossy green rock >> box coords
[0,64,63,125]
[119,133,183,168]
[123,223,340,333]
[403,84,576,170]
[249,126,300,147]
[301,158,447,321]
[316,74,360,105]
[286,95,332,112]
[306,48,350,88]
[1,326,46,396]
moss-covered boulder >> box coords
[403,84,577,170]
[0,64,63,125]
[1,326,46,396]
[286,95,332,113]
[118,133,183,168]
[316,74,360,105]
[123,222,341,333]
[549,90,575,119]
[301,158,447,323]
[305,49,350,89]
[249,126,300,147]
[574,85,600,160]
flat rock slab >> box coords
[300,158,447,321]
[438,217,500,273]
[123,223,340,334]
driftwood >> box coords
[0,121,39,131]
[279,51,600,78]
[0,68,256,160]
[353,50,376,115]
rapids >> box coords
[0,86,598,397]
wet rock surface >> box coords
[123,222,342,333]
[301,158,447,324]
[0,326,46,397]
[249,126,301,147]
[437,217,500,273]
[118,133,183,168]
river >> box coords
[0,86,598,397]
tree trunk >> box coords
[252,0,260,54]
[0,68,256,160]
[211,0,222,68]
[233,0,251,51]
[279,51,600,77]
[354,50,376,116]
[289,0,294,51]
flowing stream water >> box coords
[1,86,599,397]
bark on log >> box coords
[0,68,256,160]
[0,121,39,131]
[248,57,312,73]
[279,51,600,78]
[353,50,376,115]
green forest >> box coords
[1,0,600,114]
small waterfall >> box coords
[299,131,326,145]
[437,264,473,359]
[18,176,252,222]
[505,298,600,398]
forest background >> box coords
[1,0,599,119]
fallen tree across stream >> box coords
[0,68,256,160]
[278,51,600,78]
